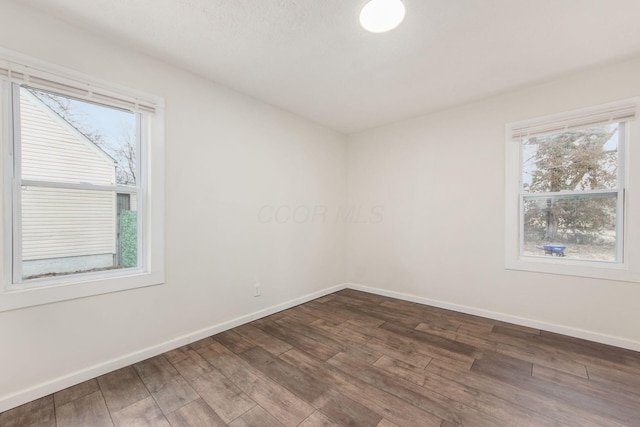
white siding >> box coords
[21,187,116,261]
[19,91,117,261]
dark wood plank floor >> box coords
[3,289,640,426]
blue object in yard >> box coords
[543,244,566,257]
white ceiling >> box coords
[17,0,640,133]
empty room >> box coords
[1,0,640,426]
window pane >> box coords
[19,87,137,186]
[522,124,619,193]
[522,194,617,262]
[21,186,138,280]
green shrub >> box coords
[120,210,137,267]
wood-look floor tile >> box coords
[228,405,283,427]
[198,342,314,427]
[380,302,461,332]
[318,390,382,426]
[163,345,192,364]
[342,315,386,329]
[336,289,389,305]
[214,330,254,354]
[249,311,287,328]
[111,396,170,427]
[540,330,640,365]
[381,357,557,426]
[240,346,330,405]
[471,352,533,380]
[234,323,293,355]
[337,326,433,368]
[308,318,344,335]
[313,295,335,304]
[495,326,640,373]
[532,364,640,409]
[277,307,320,325]
[280,348,443,427]
[532,354,588,379]
[413,322,460,342]
[585,363,640,398]
[328,351,503,427]
[493,342,536,361]
[456,323,495,337]
[429,358,626,427]
[189,368,256,423]
[492,323,541,336]
[133,355,199,414]
[189,336,216,351]
[373,355,431,387]
[0,395,55,427]
[166,346,213,383]
[327,297,421,329]
[380,321,477,357]
[472,326,550,356]
[98,366,150,413]
[297,411,340,427]
[277,316,381,364]
[473,352,640,424]
[165,398,226,427]
[55,390,113,427]
[416,317,460,334]
[54,378,100,408]
[302,301,357,324]
[256,322,339,361]
[305,320,382,364]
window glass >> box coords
[17,86,140,281]
[522,124,619,193]
[23,88,137,186]
[522,194,617,261]
[519,123,621,263]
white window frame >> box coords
[0,49,165,312]
[505,98,640,283]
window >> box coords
[0,50,164,311]
[505,100,640,282]
[521,122,623,262]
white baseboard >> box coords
[346,283,640,352]
[0,283,347,413]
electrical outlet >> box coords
[254,282,261,297]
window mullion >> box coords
[20,179,136,193]
[522,189,621,198]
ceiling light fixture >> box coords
[359,0,406,33]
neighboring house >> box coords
[19,88,129,278]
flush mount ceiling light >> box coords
[359,0,406,33]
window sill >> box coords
[505,256,640,283]
[0,270,164,312]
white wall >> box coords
[0,1,347,410]
[347,56,640,348]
